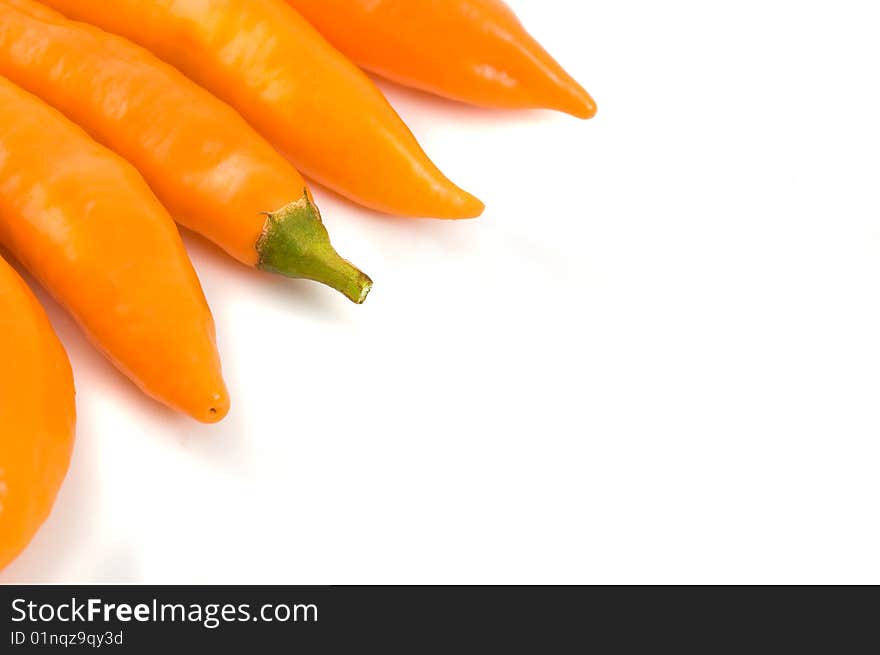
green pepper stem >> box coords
[256,191,372,304]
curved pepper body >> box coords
[0,0,371,302]
[41,0,483,219]
[0,255,75,571]
[287,0,596,118]
[0,76,228,423]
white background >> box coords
[3,0,880,584]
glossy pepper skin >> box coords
[0,0,371,303]
[0,255,75,572]
[287,0,596,119]
[42,0,484,220]
[0,76,229,423]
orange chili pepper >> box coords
[0,254,75,572]
[42,0,484,219]
[0,0,371,303]
[287,0,597,119]
[0,76,229,423]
